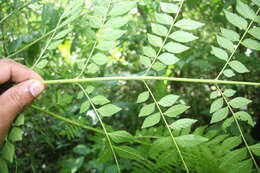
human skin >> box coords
[0,59,45,144]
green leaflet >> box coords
[109,130,133,143]
[8,127,23,142]
[149,137,172,157]
[47,40,63,50]
[174,19,204,30]
[222,117,235,130]
[175,134,208,147]
[115,146,144,160]
[80,101,90,114]
[242,39,260,50]
[234,111,253,126]
[93,5,107,17]
[164,104,190,117]
[224,10,248,30]
[151,23,168,36]
[97,146,113,164]
[143,46,156,57]
[252,0,260,7]
[104,165,118,173]
[99,29,126,41]
[220,28,240,42]
[223,89,236,97]
[92,53,109,66]
[164,42,189,54]
[89,16,103,28]
[158,53,179,65]
[228,97,252,109]
[158,94,179,107]
[62,3,83,19]
[229,60,249,73]
[36,60,48,69]
[160,2,179,14]
[109,1,136,16]
[105,17,129,28]
[140,56,151,67]
[248,27,260,40]
[250,143,260,156]
[210,98,223,113]
[87,63,99,73]
[155,13,173,25]
[92,95,110,105]
[223,69,235,78]
[61,157,84,172]
[96,41,118,51]
[211,46,228,61]
[169,30,198,43]
[220,148,247,169]
[98,104,122,117]
[54,27,73,40]
[236,0,256,20]
[210,107,229,124]
[86,85,94,94]
[61,6,83,26]
[136,91,150,103]
[138,103,155,117]
[13,114,25,126]
[1,142,15,163]
[147,34,163,47]
[216,35,235,52]
[152,61,166,71]
[256,17,260,24]
[221,136,242,151]
[170,118,198,130]
[141,112,161,128]
[229,159,253,172]
[72,144,90,155]
[210,91,219,99]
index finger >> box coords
[0,59,43,84]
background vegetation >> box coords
[0,0,260,172]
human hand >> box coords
[0,59,45,143]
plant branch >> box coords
[215,85,260,172]
[144,0,185,75]
[76,0,112,78]
[77,83,121,173]
[42,76,260,86]
[31,15,63,69]
[31,104,104,134]
[5,13,83,59]
[143,80,189,173]
[31,104,154,146]
[215,8,260,80]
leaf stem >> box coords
[31,15,63,69]
[143,81,189,173]
[31,104,103,134]
[31,104,154,145]
[76,0,112,78]
[144,0,185,75]
[42,76,260,86]
[215,8,260,80]
[5,13,84,59]
[77,84,121,173]
[215,85,260,172]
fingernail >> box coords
[29,81,44,97]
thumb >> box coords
[0,80,44,138]
[0,80,45,115]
